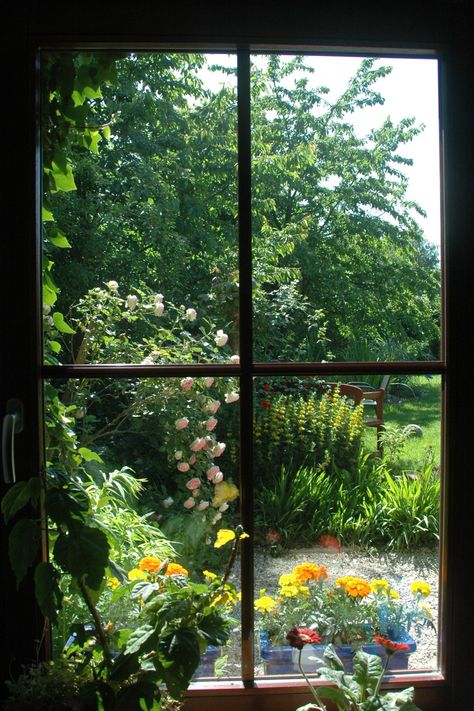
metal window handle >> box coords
[2,399,24,484]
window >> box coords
[2,8,472,710]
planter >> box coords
[193,645,220,678]
[259,631,416,675]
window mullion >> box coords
[237,49,254,684]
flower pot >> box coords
[259,630,416,675]
[193,645,220,677]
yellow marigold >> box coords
[335,576,371,598]
[128,568,147,581]
[107,577,120,590]
[165,562,189,577]
[279,584,301,598]
[203,570,217,580]
[293,562,328,584]
[370,578,391,594]
[279,573,297,587]
[254,595,276,612]
[138,556,162,573]
[411,581,431,597]
[389,589,400,599]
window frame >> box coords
[3,11,472,707]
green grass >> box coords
[363,375,441,468]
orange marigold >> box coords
[293,562,328,584]
[335,576,371,598]
[165,562,189,577]
[138,556,162,573]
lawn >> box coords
[362,375,441,468]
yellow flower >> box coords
[389,589,400,599]
[165,562,189,577]
[370,578,391,594]
[293,562,328,584]
[411,581,431,597]
[212,481,240,508]
[203,570,217,580]
[254,595,276,612]
[335,576,371,598]
[128,568,147,581]
[214,529,236,548]
[279,573,297,587]
[138,556,162,573]
[107,577,120,590]
[279,584,301,598]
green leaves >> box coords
[1,477,41,523]
[53,311,75,334]
[79,447,104,463]
[158,629,201,698]
[8,519,41,586]
[53,524,110,590]
[34,562,63,623]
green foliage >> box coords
[254,387,365,482]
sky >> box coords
[202,54,441,248]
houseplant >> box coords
[255,562,434,674]
[286,627,422,710]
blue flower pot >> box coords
[193,645,220,678]
[260,630,416,675]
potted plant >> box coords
[255,562,434,674]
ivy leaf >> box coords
[34,562,63,623]
[8,519,41,586]
[78,447,104,463]
[43,283,58,306]
[48,229,72,248]
[48,340,62,354]
[53,524,110,590]
[53,311,75,334]
[50,162,76,192]
[1,477,41,523]
[42,205,54,222]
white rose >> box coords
[163,497,174,508]
[126,294,138,311]
[215,329,228,347]
[154,302,165,316]
[225,391,240,404]
[106,280,119,292]
[185,308,197,321]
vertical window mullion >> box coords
[237,49,254,684]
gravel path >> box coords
[254,544,439,671]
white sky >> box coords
[203,54,441,248]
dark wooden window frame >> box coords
[2,8,473,708]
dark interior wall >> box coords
[1,1,473,706]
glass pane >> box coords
[42,51,239,365]
[251,54,441,362]
[253,374,440,675]
[45,376,241,678]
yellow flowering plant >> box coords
[254,562,435,647]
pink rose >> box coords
[181,377,194,392]
[211,471,224,484]
[190,437,207,452]
[207,465,221,480]
[207,399,221,414]
[183,498,196,509]
[212,442,226,457]
[230,354,240,364]
[185,478,201,490]
[175,417,189,430]
[204,377,215,388]
[197,500,210,511]
[206,417,218,432]
[177,462,190,473]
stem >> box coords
[76,576,113,667]
[297,647,327,711]
[373,652,391,698]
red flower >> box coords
[266,528,282,544]
[373,635,410,655]
[319,534,342,552]
[286,627,321,649]
[263,383,271,391]
[261,400,271,408]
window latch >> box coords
[2,399,24,484]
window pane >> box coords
[45,376,241,678]
[253,374,440,675]
[42,52,238,365]
[251,54,441,362]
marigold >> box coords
[293,562,328,584]
[128,568,148,581]
[165,562,189,577]
[411,581,431,597]
[278,573,297,587]
[203,570,217,580]
[107,577,120,590]
[370,578,391,594]
[335,576,371,598]
[254,595,276,612]
[138,556,162,573]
